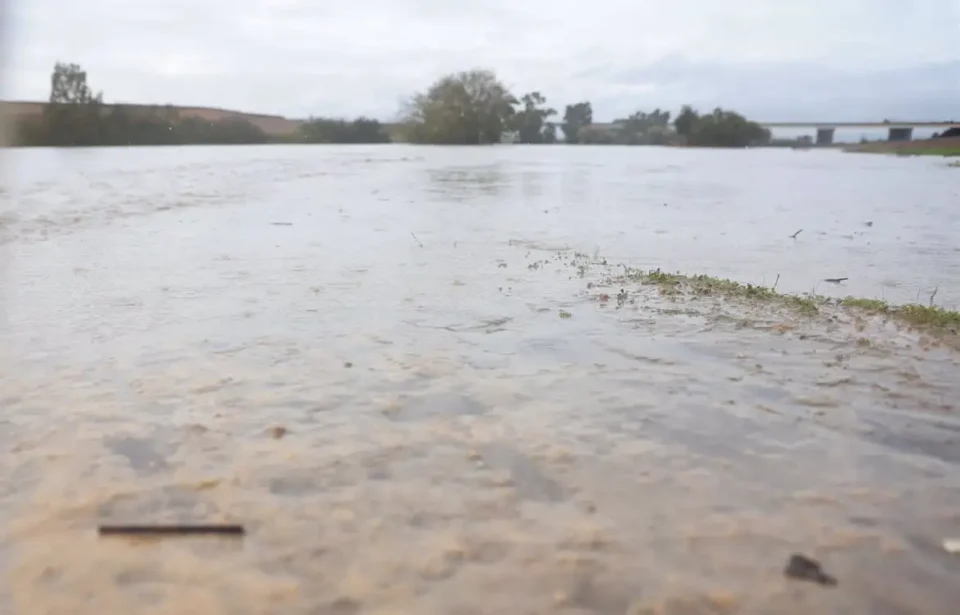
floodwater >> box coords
[0,145,958,614]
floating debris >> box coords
[789,229,803,239]
[824,277,848,284]
[99,524,245,537]
[784,553,837,586]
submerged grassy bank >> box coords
[554,251,960,341]
[846,147,960,158]
[893,147,960,157]
[625,269,957,334]
[843,136,960,157]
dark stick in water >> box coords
[823,277,848,284]
[98,524,245,536]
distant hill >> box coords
[0,100,304,136]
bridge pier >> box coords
[888,127,912,142]
[762,122,960,144]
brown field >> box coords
[0,100,304,136]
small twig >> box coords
[99,524,245,537]
[410,232,424,248]
[823,277,848,284]
[789,229,803,239]
[772,273,780,292]
[917,288,922,302]
[929,286,939,307]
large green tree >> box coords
[673,106,770,147]
[511,91,556,143]
[399,69,517,144]
[673,105,699,139]
[561,102,592,143]
[43,62,104,145]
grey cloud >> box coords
[4,0,959,121]
[598,58,960,121]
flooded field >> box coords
[1,145,959,614]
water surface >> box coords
[1,145,959,614]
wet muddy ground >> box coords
[1,145,959,614]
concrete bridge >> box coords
[757,121,960,145]
[576,120,959,145]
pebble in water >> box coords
[783,553,837,586]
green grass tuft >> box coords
[840,297,890,313]
[619,268,821,315]
[549,251,960,337]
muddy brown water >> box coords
[1,145,959,614]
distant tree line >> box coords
[12,63,390,146]
[11,63,770,148]
[398,69,771,147]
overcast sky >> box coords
[3,0,959,121]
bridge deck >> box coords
[581,121,960,131]
[759,122,959,129]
